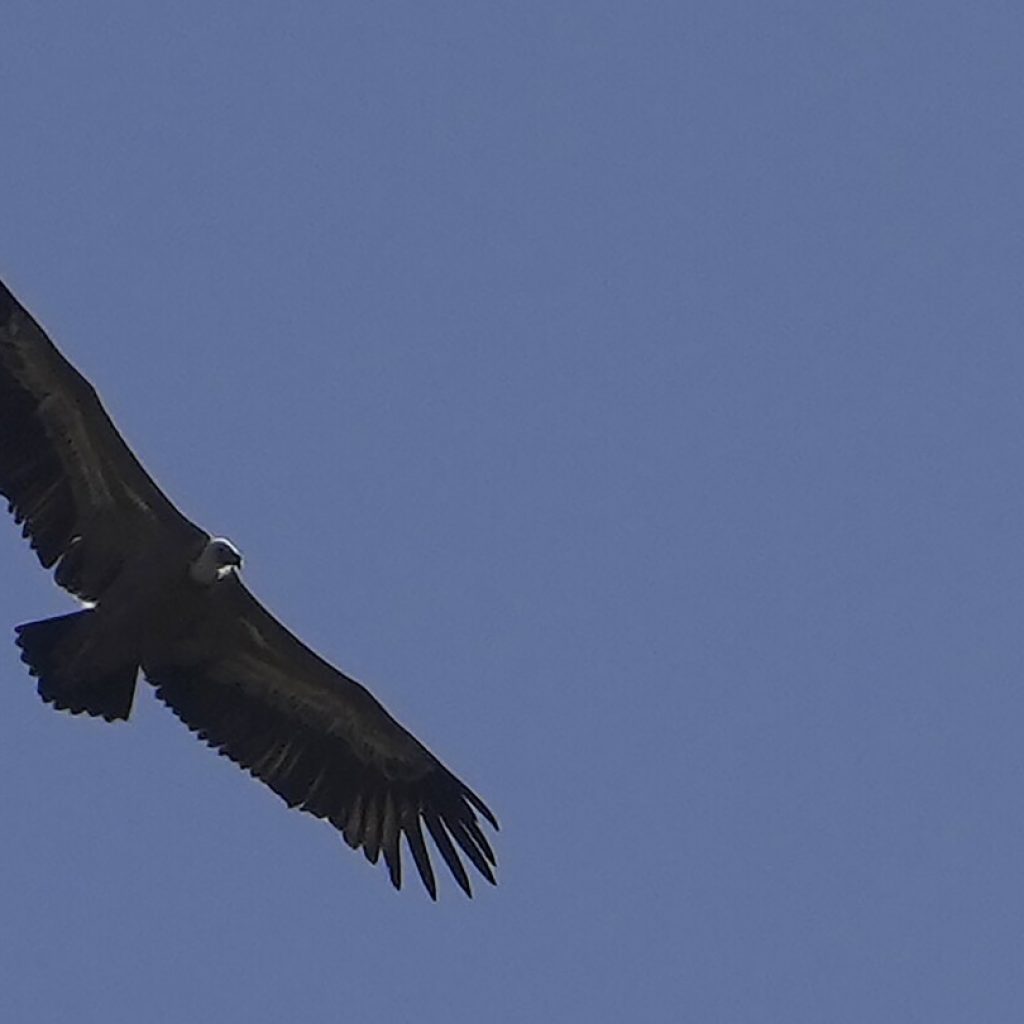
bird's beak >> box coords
[216,557,242,579]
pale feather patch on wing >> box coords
[241,618,272,652]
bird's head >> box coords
[189,536,243,585]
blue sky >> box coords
[2,2,1023,1021]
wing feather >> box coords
[380,792,402,890]
[423,809,472,899]
[338,791,366,849]
[447,819,497,885]
[361,790,383,864]
[403,808,437,901]
[460,815,497,868]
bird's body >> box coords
[0,276,496,898]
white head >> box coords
[190,537,243,585]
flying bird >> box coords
[0,276,496,898]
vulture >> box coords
[0,276,497,898]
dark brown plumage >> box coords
[0,276,497,898]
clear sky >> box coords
[1,3,1022,1021]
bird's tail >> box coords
[15,611,139,722]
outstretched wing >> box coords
[148,573,498,899]
[0,278,205,599]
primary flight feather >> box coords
[0,276,497,899]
